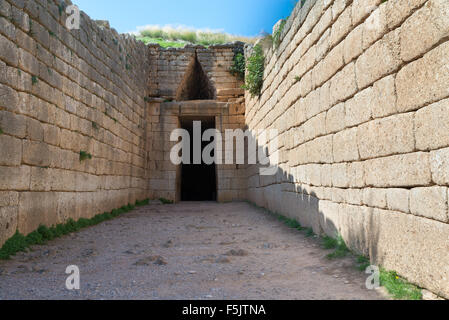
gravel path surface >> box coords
[0,202,383,300]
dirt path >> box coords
[0,202,383,300]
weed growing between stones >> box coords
[31,75,38,85]
[0,127,3,135]
[242,45,265,97]
[356,255,371,271]
[79,151,92,161]
[229,47,245,81]
[305,228,315,237]
[324,235,350,259]
[0,199,150,260]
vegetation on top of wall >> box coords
[273,19,287,49]
[135,26,256,48]
[0,200,150,260]
[242,44,265,97]
[229,47,246,81]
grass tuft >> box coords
[159,198,174,205]
[305,228,315,237]
[322,235,338,249]
[326,235,350,259]
[79,151,92,161]
[380,269,423,300]
[0,199,150,260]
[356,255,371,271]
[136,26,256,48]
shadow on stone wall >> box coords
[245,131,381,260]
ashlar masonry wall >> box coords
[0,0,151,245]
[245,0,449,298]
[146,44,247,202]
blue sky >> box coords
[72,0,296,36]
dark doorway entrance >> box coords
[180,117,217,201]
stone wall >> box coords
[147,44,245,102]
[0,0,151,245]
[244,0,449,298]
[146,99,247,203]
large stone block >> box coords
[0,134,22,165]
[344,24,363,63]
[307,135,333,164]
[330,5,352,45]
[347,161,365,188]
[384,0,427,29]
[345,87,374,128]
[0,110,26,138]
[372,75,397,118]
[330,62,357,105]
[363,188,387,209]
[0,34,18,67]
[410,187,448,223]
[357,113,415,160]
[352,0,381,25]
[333,127,359,162]
[415,98,449,151]
[318,200,340,237]
[365,152,431,188]
[22,140,50,166]
[0,191,19,207]
[362,5,388,50]
[18,192,58,235]
[339,204,372,256]
[386,188,410,213]
[396,42,449,112]
[332,163,349,188]
[430,147,449,185]
[355,29,401,89]
[400,0,449,62]
[0,206,18,247]
[325,102,345,134]
[369,208,449,299]
[0,83,19,111]
[0,165,30,190]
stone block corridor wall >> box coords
[245,0,449,298]
[147,44,245,102]
[0,0,151,245]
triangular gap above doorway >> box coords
[175,53,216,101]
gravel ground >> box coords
[0,202,384,300]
